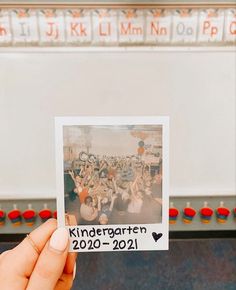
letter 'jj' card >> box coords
[55,116,169,252]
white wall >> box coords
[0,48,235,198]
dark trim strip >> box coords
[170,230,236,239]
[0,234,26,243]
[1,230,236,243]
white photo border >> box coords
[55,116,169,251]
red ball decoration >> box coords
[22,209,35,219]
[169,208,179,217]
[200,206,213,224]
[184,207,196,217]
[0,210,6,226]
[200,207,213,216]
[39,208,52,222]
[216,203,230,224]
[23,209,37,226]
[169,207,179,224]
[53,211,57,219]
[183,206,196,224]
[216,203,230,223]
[233,208,236,219]
[217,207,230,216]
[0,210,5,218]
[8,208,22,226]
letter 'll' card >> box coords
[55,116,169,252]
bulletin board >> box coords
[0,1,235,201]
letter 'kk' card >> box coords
[55,116,169,252]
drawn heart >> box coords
[152,232,163,242]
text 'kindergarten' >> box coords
[69,225,147,239]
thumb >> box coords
[27,227,69,290]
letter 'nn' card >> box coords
[55,116,169,252]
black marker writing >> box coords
[69,225,147,239]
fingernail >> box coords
[73,263,77,280]
[49,227,68,253]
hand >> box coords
[68,170,74,177]
[0,219,76,290]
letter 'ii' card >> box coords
[55,116,169,252]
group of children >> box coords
[65,153,162,225]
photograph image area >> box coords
[63,124,163,226]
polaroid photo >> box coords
[55,116,169,252]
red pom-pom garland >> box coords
[216,202,230,223]
[8,205,22,226]
[23,205,37,226]
[169,203,179,224]
[200,203,213,223]
[169,208,179,217]
[182,203,196,224]
[0,209,6,226]
[184,208,196,217]
[53,211,57,219]
[217,207,230,216]
[233,208,236,219]
[39,205,52,222]
[200,207,214,217]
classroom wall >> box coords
[0,49,235,198]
